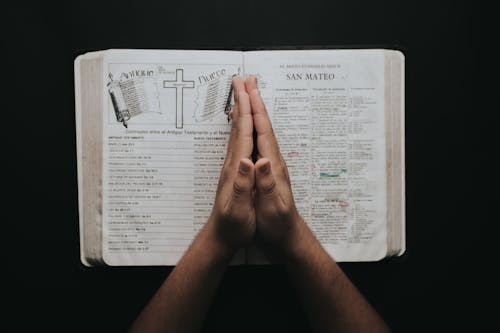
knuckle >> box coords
[238,90,250,102]
[230,124,240,137]
[261,178,276,196]
[276,202,292,217]
[232,180,247,198]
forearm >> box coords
[282,220,391,333]
[129,219,235,333]
[246,74,390,332]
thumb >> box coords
[255,158,277,197]
[230,158,255,204]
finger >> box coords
[226,77,254,160]
[245,76,280,160]
[227,158,255,209]
[244,75,258,92]
[231,77,244,123]
[225,104,238,160]
[255,158,277,198]
[232,77,253,136]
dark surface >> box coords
[2,0,493,332]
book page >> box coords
[244,50,387,262]
[100,50,243,265]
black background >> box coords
[2,0,494,332]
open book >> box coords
[74,49,405,266]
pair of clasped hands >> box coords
[208,76,305,256]
[130,76,393,333]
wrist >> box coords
[204,216,240,260]
[277,216,320,265]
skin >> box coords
[129,76,391,333]
[246,77,391,333]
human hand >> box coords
[244,76,305,253]
[208,77,256,251]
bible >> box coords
[74,48,405,266]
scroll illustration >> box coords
[193,74,234,123]
[107,71,161,128]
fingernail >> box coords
[239,160,250,174]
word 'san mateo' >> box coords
[286,73,335,80]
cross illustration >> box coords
[163,69,195,129]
